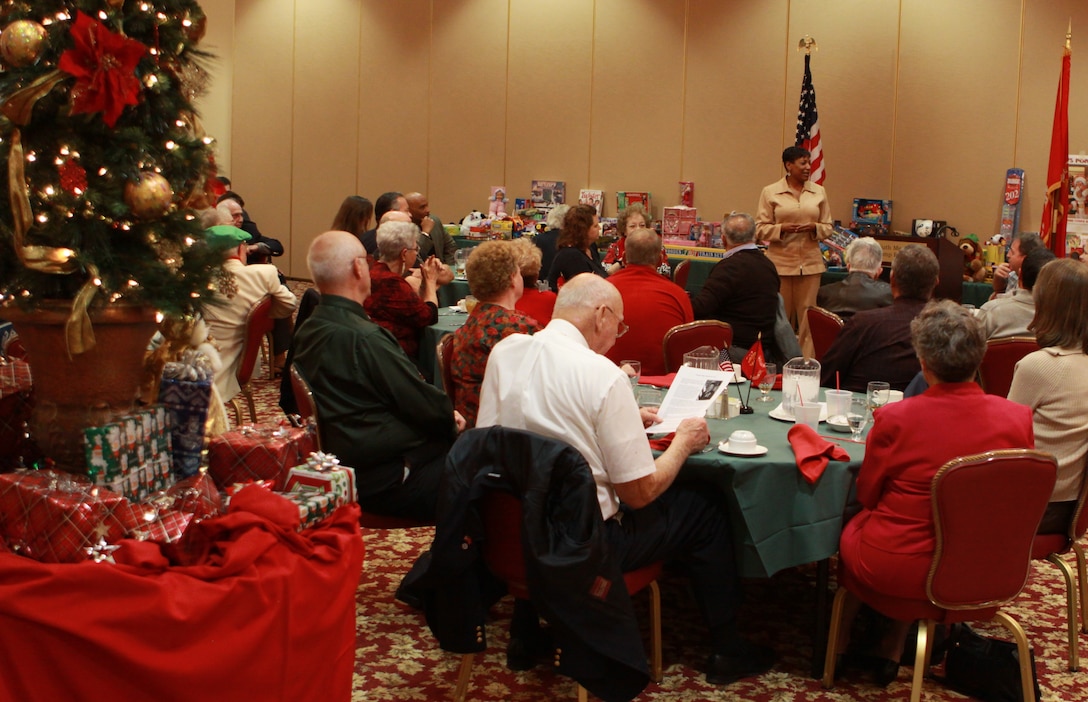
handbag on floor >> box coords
[937,624,1040,702]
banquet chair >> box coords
[672,259,691,291]
[290,363,431,530]
[977,336,1039,397]
[228,295,275,425]
[1031,456,1088,671]
[805,306,844,361]
[822,449,1057,702]
[661,320,733,372]
[455,489,663,702]
[437,333,455,404]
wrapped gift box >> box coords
[0,359,35,470]
[207,424,316,491]
[278,490,343,530]
[0,470,136,563]
[284,453,356,504]
[158,377,211,478]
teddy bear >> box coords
[959,234,987,282]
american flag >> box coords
[717,347,734,375]
[795,53,825,185]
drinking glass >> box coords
[454,247,469,278]
[637,387,663,411]
[757,363,777,402]
[846,397,872,442]
[621,360,641,396]
[867,381,891,412]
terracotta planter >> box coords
[2,302,158,473]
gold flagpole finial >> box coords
[797,35,817,55]
[1067,19,1072,50]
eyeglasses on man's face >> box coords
[601,305,628,338]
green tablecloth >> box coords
[421,307,468,389]
[438,278,470,308]
[672,388,865,578]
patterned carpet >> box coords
[246,372,1088,701]
[250,286,1087,700]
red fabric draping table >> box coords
[0,488,364,702]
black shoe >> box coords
[505,627,553,672]
[871,657,899,687]
[705,641,776,685]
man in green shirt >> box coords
[293,230,465,521]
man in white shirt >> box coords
[478,273,775,686]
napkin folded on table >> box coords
[647,433,675,451]
[787,424,850,484]
[640,373,677,388]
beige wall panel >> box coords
[1015,1,1088,234]
[892,0,1021,237]
[684,1,788,219]
[505,1,594,218]
[356,1,431,205]
[196,0,235,177]
[232,0,294,271]
[786,0,898,226]
[590,0,687,218]
[289,0,362,275]
[427,0,509,223]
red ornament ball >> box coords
[58,161,87,196]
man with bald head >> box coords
[405,191,457,266]
[292,230,464,521]
[604,228,694,374]
[478,273,775,685]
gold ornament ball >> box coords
[107,0,125,7]
[0,20,46,68]
[124,172,174,219]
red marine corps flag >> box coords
[1041,24,1072,256]
[795,51,825,185]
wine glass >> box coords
[867,381,890,412]
[757,363,777,402]
[846,397,872,442]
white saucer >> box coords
[826,416,852,433]
[768,402,828,423]
[718,441,769,457]
[729,371,748,385]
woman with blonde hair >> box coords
[511,237,557,326]
[452,241,541,426]
[1009,257,1088,532]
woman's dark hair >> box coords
[331,195,374,237]
[782,145,810,165]
[557,204,597,250]
[1031,258,1088,353]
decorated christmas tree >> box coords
[0,0,222,347]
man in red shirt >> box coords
[605,228,693,374]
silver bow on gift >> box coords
[305,452,340,472]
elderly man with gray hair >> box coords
[363,219,443,359]
[293,230,463,522]
[816,236,892,319]
[479,273,775,685]
[691,212,782,362]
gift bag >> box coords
[158,376,212,478]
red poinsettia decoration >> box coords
[58,12,147,128]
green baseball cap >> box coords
[205,224,252,247]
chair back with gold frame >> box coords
[977,336,1038,397]
[437,333,456,404]
[228,295,275,424]
[661,320,733,373]
[823,449,1056,702]
[672,259,691,290]
[805,306,844,361]
[289,364,322,452]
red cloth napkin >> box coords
[787,424,850,484]
[648,432,675,451]
[640,373,677,388]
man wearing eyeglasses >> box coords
[478,273,775,686]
